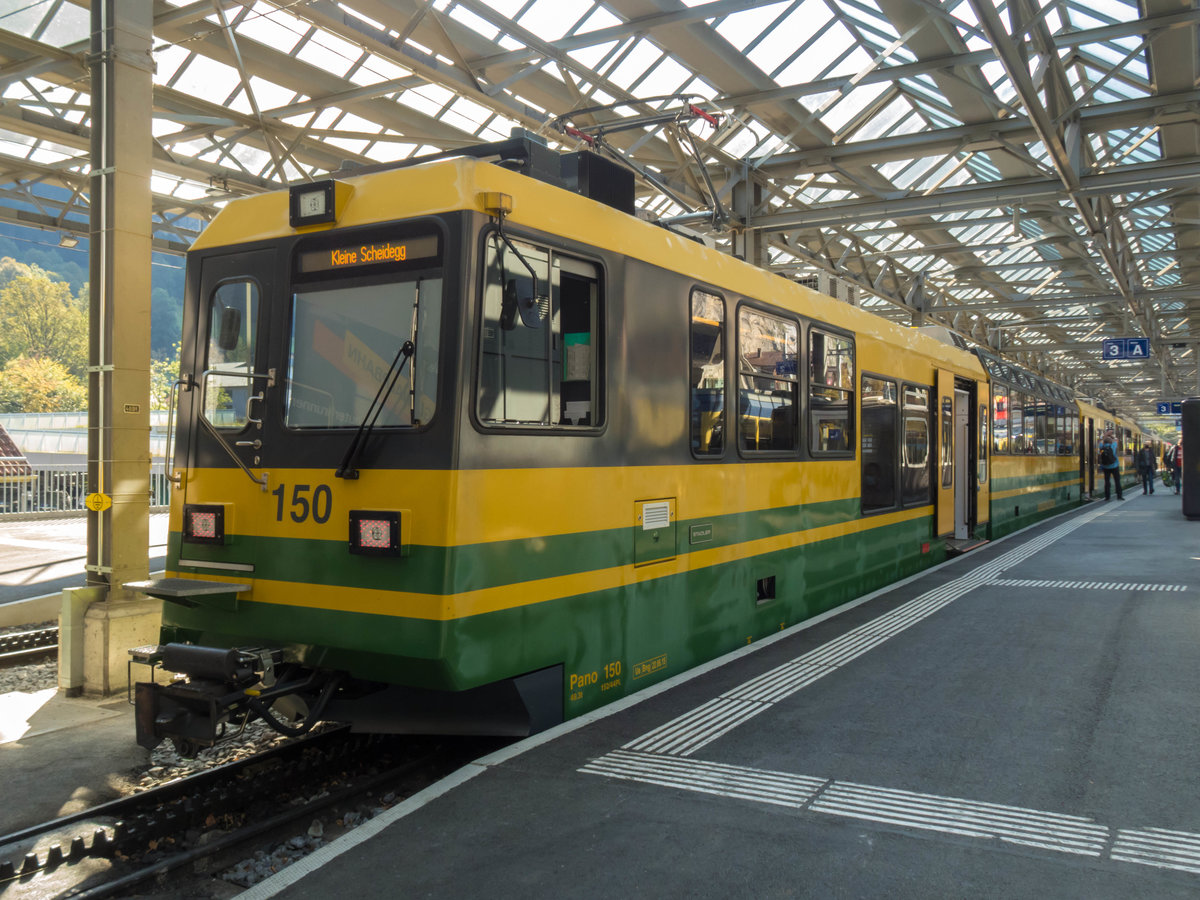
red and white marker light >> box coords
[183,504,225,545]
[349,511,402,557]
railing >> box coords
[0,464,171,517]
[0,411,171,429]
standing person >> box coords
[1137,443,1157,494]
[1165,441,1182,495]
[1098,429,1123,500]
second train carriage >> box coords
[132,133,1146,753]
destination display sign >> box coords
[298,234,438,274]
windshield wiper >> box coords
[335,340,414,480]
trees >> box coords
[151,342,181,410]
[0,356,87,413]
[0,248,185,413]
[0,265,88,378]
[0,263,88,411]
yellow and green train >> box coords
[133,133,1150,754]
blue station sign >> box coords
[1101,337,1149,360]
[1156,401,1182,415]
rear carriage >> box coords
[978,351,1082,538]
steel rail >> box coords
[0,626,58,669]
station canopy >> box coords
[0,0,1197,421]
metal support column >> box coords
[77,0,158,696]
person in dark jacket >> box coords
[1165,442,1182,495]
[1136,444,1156,494]
[1098,430,1123,500]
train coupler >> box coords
[134,642,286,755]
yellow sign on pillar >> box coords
[85,493,113,512]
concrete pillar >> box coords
[58,586,103,696]
[83,0,158,695]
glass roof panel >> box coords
[236,11,303,53]
[170,58,243,102]
[517,0,592,41]
[448,6,501,40]
[0,0,1189,420]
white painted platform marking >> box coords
[1112,828,1200,874]
[989,578,1187,592]
[624,503,1111,757]
[585,503,1200,877]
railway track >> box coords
[1,726,498,898]
[0,625,57,668]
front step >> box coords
[945,537,989,557]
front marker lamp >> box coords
[349,510,402,557]
[183,504,225,545]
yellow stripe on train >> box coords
[168,504,932,621]
[175,461,868,546]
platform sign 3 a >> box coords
[1157,401,1182,415]
[1101,338,1149,360]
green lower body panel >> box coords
[988,471,1082,540]
[162,514,941,721]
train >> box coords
[131,131,1155,755]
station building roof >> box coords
[0,0,1196,425]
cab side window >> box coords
[478,234,601,428]
[204,280,259,430]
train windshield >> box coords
[286,277,442,428]
[285,233,442,429]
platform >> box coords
[0,513,169,627]
[0,514,168,831]
[239,492,1200,899]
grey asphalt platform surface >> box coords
[243,491,1200,899]
[0,513,168,831]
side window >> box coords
[861,376,897,513]
[979,401,988,484]
[690,290,725,457]
[992,384,1008,454]
[1010,392,1025,454]
[478,233,600,428]
[940,394,952,487]
[204,280,259,429]
[809,329,854,454]
[902,384,932,506]
[737,307,798,453]
[1028,398,1044,455]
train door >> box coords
[954,388,970,539]
[1082,416,1094,498]
[976,394,990,531]
[936,369,954,536]
[180,251,274,512]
